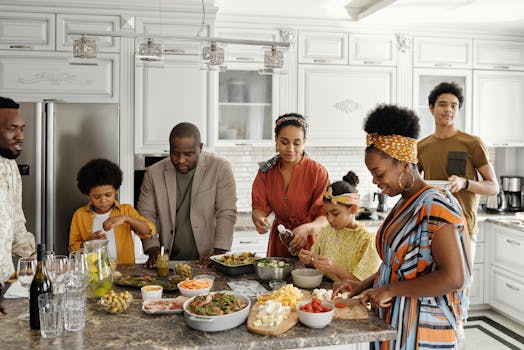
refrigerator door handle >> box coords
[45,102,55,251]
[35,102,43,244]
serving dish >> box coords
[114,275,181,292]
[142,297,187,315]
[210,253,260,276]
[254,258,294,281]
[183,291,250,332]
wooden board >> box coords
[246,302,300,336]
[333,298,369,320]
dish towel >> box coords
[4,280,29,299]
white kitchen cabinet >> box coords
[135,56,208,154]
[474,40,524,71]
[489,266,524,324]
[215,27,280,63]
[230,231,268,257]
[0,12,55,51]
[56,14,120,53]
[215,63,280,144]
[414,37,472,69]
[473,70,524,146]
[349,34,396,67]
[0,51,119,102]
[413,68,472,140]
[298,65,396,146]
[470,264,484,306]
[489,224,524,277]
[298,31,348,65]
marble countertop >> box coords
[0,262,395,350]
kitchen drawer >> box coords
[299,31,348,64]
[414,37,472,68]
[474,242,484,264]
[490,225,524,277]
[56,14,120,53]
[489,266,524,324]
[469,263,484,305]
[0,12,55,50]
[474,40,524,70]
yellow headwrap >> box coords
[323,186,359,206]
[366,133,418,163]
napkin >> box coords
[227,280,268,298]
[4,280,29,299]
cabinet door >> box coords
[469,264,484,305]
[414,37,472,69]
[474,40,524,71]
[0,51,118,102]
[135,56,208,153]
[413,68,472,140]
[349,34,396,66]
[299,31,348,65]
[215,27,281,63]
[56,14,120,53]
[0,12,55,50]
[490,224,524,276]
[298,65,396,146]
[473,70,524,146]
[489,266,524,324]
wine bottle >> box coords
[277,224,299,256]
[29,243,53,330]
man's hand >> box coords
[89,230,107,240]
[447,175,468,193]
[145,246,161,269]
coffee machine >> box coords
[501,176,523,212]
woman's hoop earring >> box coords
[399,171,415,191]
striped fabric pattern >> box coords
[371,186,472,350]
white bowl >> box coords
[177,280,212,297]
[291,268,323,289]
[193,274,215,288]
[141,285,163,302]
[297,301,334,328]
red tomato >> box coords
[334,303,346,308]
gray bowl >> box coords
[254,258,295,281]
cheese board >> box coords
[246,301,300,336]
[333,298,369,320]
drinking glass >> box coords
[45,255,68,295]
[38,293,64,338]
[67,250,89,291]
[64,288,87,331]
[16,257,36,320]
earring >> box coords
[399,171,415,191]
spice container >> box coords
[156,247,169,278]
[277,224,299,256]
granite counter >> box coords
[0,262,395,350]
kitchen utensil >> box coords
[485,191,507,212]
[373,192,388,212]
[291,269,323,289]
[183,292,250,332]
[501,176,522,192]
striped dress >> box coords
[372,186,472,350]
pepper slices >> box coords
[299,298,332,313]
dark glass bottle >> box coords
[29,243,52,330]
[277,224,299,256]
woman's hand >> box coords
[333,279,366,298]
[312,255,337,274]
[254,216,270,234]
[290,224,311,249]
[102,215,127,231]
[298,249,314,265]
[89,230,107,240]
[360,285,393,308]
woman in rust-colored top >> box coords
[252,113,329,257]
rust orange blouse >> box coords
[252,156,329,257]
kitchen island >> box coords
[0,262,395,350]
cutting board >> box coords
[333,298,369,320]
[246,302,300,336]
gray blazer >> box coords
[137,152,237,257]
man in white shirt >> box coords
[0,97,36,316]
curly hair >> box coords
[274,113,308,138]
[363,104,420,139]
[0,96,19,109]
[77,158,122,195]
[329,171,359,196]
[428,81,464,108]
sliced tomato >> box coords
[334,303,346,308]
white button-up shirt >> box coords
[0,156,35,284]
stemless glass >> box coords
[45,255,68,295]
[67,250,90,291]
[16,257,36,320]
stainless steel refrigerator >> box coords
[15,101,119,254]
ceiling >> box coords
[214,0,524,35]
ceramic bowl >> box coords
[141,285,163,302]
[193,274,216,288]
[297,301,334,328]
[291,268,323,289]
[177,280,212,298]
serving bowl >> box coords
[210,253,259,276]
[297,300,334,328]
[177,279,212,298]
[291,268,323,289]
[254,258,295,282]
[183,291,250,332]
[100,291,133,314]
[193,274,215,288]
[141,285,163,302]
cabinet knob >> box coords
[9,44,33,49]
[505,239,520,246]
[505,283,520,292]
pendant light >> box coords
[259,46,286,75]
[69,35,98,65]
[200,41,226,71]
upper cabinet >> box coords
[414,37,472,69]
[56,14,120,53]
[413,68,472,140]
[298,31,348,65]
[215,27,281,63]
[349,34,397,66]
[0,12,55,50]
[298,65,396,146]
[474,40,524,71]
[473,70,524,146]
[135,56,209,154]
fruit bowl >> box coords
[100,290,133,313]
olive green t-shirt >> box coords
[170,168,199,260]
[417,130,490,235]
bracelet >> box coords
[464,179,470,190]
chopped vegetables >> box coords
[299,298,332,313]
[187,292,247,316]
[256,258,293,268]
[179,278,210,290]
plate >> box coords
[114,275,182,292]
[210,253,260,276]
[142,297,187,315]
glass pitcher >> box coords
[83,240,112,298]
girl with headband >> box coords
[298,171,381,282]
[334,104,471,350]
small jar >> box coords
[156,254,170,278]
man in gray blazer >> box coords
[138,122,237,268]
